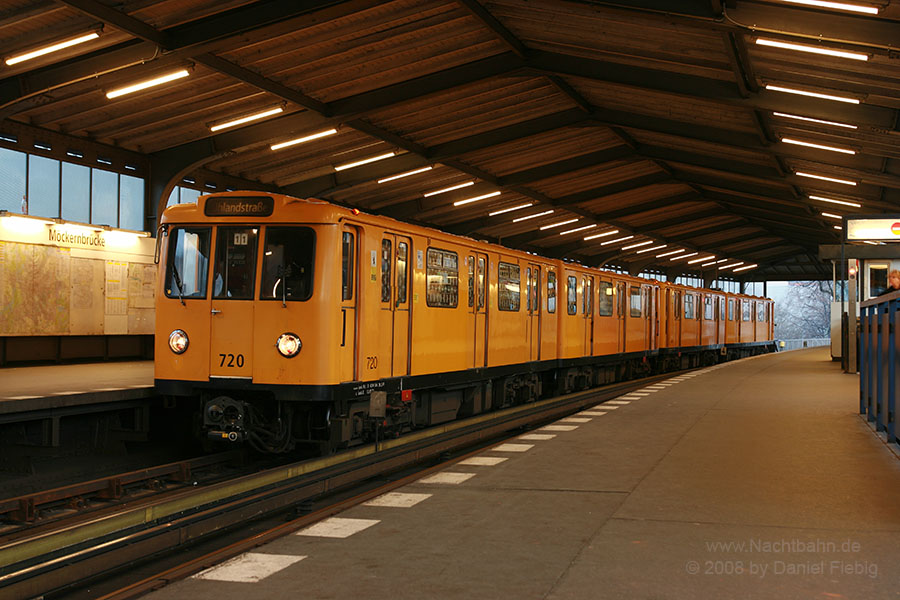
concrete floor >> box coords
[142,348,900,599]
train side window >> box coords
[703,296,714,320]
[396,242,408,304]
[719,297,726,320]
[165,227,211,299]
[426,248,459,308]
[757,301,766,322]
[684,293,694,319]
[547,271,556,313]
[381,239,392,303]
[468,257,475,308]
[260,226,315,301]
[673,290,681,319]
[498,261,520,311]
[583,277,593,315]
[477,257,485,309]
[567,276,577,315]
[616,282,626,316]
[598,281,613,316]
[527,268,533,312]
[342,231,354,301]
[630,286,642,317]
[728,298,734,321]
[742,299,751,321]
[213,227,258,300]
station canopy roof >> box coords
[3,0,899,280]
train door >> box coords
[527,264,542,361]
[380,234,411,377]
[340,227,358,382]
[583,275,594,356]
[209,226,258,379]
[473,252,488,367]
[616,281,626,352]
[648,285,659,351]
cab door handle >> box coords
[211,308,222,315]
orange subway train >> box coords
[154,191,775,453]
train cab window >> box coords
[728,298,734,321]
[477,257,486,309]
[547,271,557,313]
[260,227,315,301]
[742,299,751,322]
[630,287,642,317]
[165,227,211,299]
[426,248,459,308]
[342,231,354,301]
[213,227,258,300]
[567,276,577,315]
[703,296,714,320]
[498,261,520,311]
[397,242,408,304]
[381,239,392,303]
[598,281,613,316]
[684,293,694,319]
[468,257,475,308]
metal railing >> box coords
[859,290,900,444]
[777,338,830,351]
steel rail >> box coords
[0,374,673,600]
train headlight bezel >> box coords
[168,329,189,354]
[276,332,302,358]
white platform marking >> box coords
[630,392,651,396]
[5,395,40,400]
[606,400,631,405]
[363,492,432,508]
[53,391,83,395]
[637,389,657,393]
[458,456,508,466]
[493,443,535,452]
[541,424,579,431]
[579,411,607,416]
[560,417,592,423]
[619,395,641,400]
[193,552,305,583]
[519,433,556,441]
[598,405,619,410]
[296,517,380,538]
[418,472,476,485]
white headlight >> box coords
[276,332,301,357]
[168,329,189,354]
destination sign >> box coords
[204,196,274,217]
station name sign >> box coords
[204,196,274,217]
[846,218,900,241]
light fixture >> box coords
[637,244,666,254]
[334,152,395,171]
[781,137,855,154]
[719,262,744,270]
[270,129,338,151]
[622,240,654,250]
[863,241,881,245]
[453,191,501,206]
[733,264,758,272]
[210,107,283,132]
[583,229,619,241]
[378,166,433,183]
[489,203,532,216]
[600,235,634,246]
[540,218,579,231]
[103,230,142,247]
[656,249,685,258]
[688,255,716,264]
[821,212,842,219]
[0,214,53,234]
[795,172,857,186]
[561,224,596,235]
[775,0,878,15]
[809,195,861,208]
[513,210,554,223]
[765,84,859,104]
[756,38,868,61]
[834,225,843,230]
[106,69,190,99]
[55,223,103,235]
[772,112,857,129]
[701,259,719,267]
[671,252,699,261]
[424,181,474,197]
[5,31,101,66]
[168,330,189,354]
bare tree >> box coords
[774,280,833,339]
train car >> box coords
[155,191,775,453]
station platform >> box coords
[143,348,900,599]
[0,361,154,417]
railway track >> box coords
[0,373,678,600]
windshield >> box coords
[213,227,258,300]
[260,227,316,301]
[165,227,211,298]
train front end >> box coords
[154,192,348,452]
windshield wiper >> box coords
[171,263,186,306]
